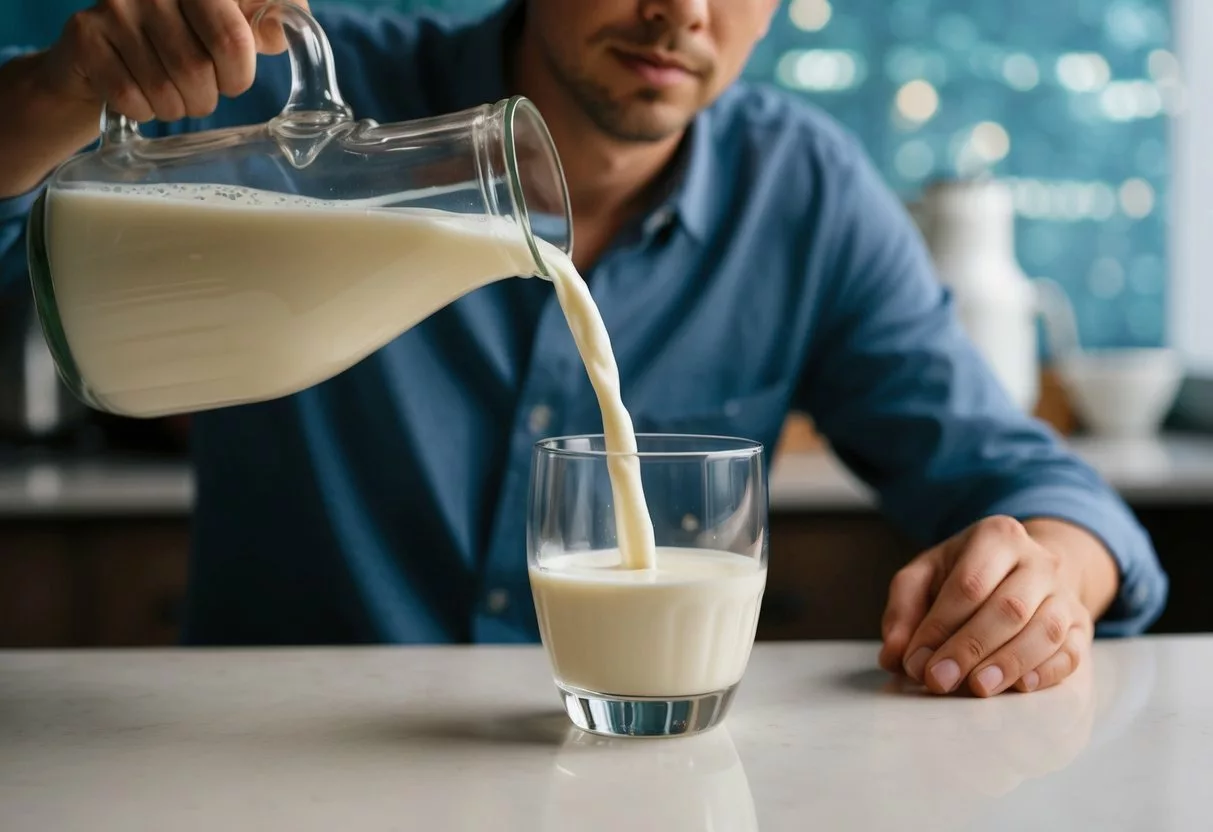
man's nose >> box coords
[639,0,709,31]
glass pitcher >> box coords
[26,0,571,419]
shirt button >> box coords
[528,404,553,434]
[644,207,675,237]
[486,588,510,615]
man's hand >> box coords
[41,0,303,124]
[0,0,306,197]
[878,515,1119,697]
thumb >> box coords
[244,0,313,56]
[878,555,938,673]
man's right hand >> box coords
[41,0,305,124]
[0,0,307,197]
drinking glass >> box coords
[527,434,768,738]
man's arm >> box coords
[794,143,1167,666]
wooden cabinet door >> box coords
[0,528,77,647]
[80,521,189,647]
[761,512,915,641]
[0,519,189,648]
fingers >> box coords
[969,596,1087,697]
[878,558,936,673]
[918,564,1053,694]
[144,0,220,118]
[59,0,257,123]
[103,3,187,122]
[902,517,1025,682]
[181,0,257,96]
[67,11,155,120]
[241,0,296,56]
[1014,625,1089,694]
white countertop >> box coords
[2,434,1213,516]
[0,456,192,516]
[0,639,1203,831]
[770,433,1213,510]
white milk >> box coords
[530,547,767,697]
[46,184,539,417]
[47,183,656,568]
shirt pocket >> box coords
[634,380,793,446]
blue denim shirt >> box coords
[0,4,1167,644]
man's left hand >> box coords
[878,515,1118,697]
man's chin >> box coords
[595,105,694,143]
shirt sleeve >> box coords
[793,142,1168,637]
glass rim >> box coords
[502,95,574,271]
[535,433,764,461]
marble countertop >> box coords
[2,434,1213,516]
[0,638,1204,831]
[0,455,192,516]
[770,433,1213,510]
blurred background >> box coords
[2,0,1211,647]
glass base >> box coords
[556,682,739,738]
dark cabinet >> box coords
[758,505,1213,641]
[0,519,189,648]
[0,503,1207,648]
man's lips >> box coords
[611,48,699,87]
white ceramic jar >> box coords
[916,179,1041,413]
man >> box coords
[0,0,1167,696]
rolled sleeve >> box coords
[798,139,1168,636]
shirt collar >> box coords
[665,106,716,243]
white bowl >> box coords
[1057,348,1184,438]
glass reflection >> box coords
[840,642,1159,829]
[542,728,758,832]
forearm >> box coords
[1023,518,1119,622]
[0,52,101,198]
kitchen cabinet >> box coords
[758,505,1213,641]
[1,509,1210,647]
[758,512,911,641]
[0,519,188,648]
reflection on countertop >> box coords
[2,434,1213,516]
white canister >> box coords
[916,179,1041,413]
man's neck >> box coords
[509,22,684,268]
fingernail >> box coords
[1022,670,1040,692]
[929,658,961,692]
[905,647,932,680]
[976,665,1004,694]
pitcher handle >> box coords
[100,0,351,148]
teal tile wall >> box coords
[3,0,1173,347]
